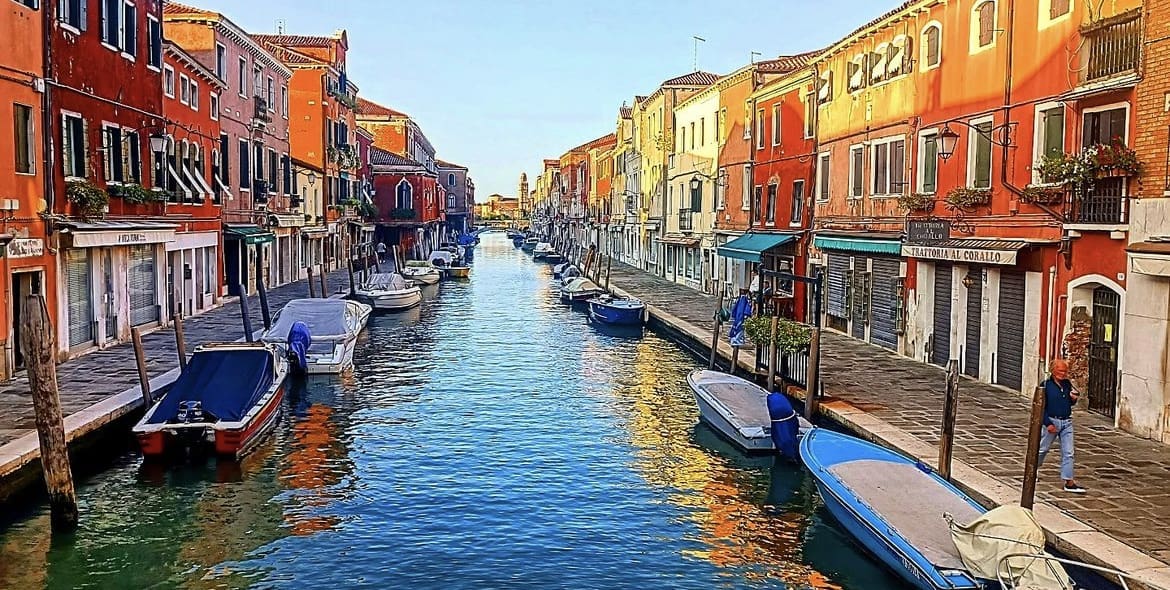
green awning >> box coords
[224,224,275,245]
[716,232,798,262]
[813,235,901,255]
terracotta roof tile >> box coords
[258,41,321,66]
[662,71,719,86]
[356,97,408,118]
[755,50,822,73]
[252,34,338,48]
[436,159,467,169]
[162,1,214,17]
[370,147,420,167]
[619,105,632,118]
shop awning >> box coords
[901,239,1038,266]
[717,232,797,262]
[267,213,306,228]
[62,220,178,248]
[813,235,902,255]
[224,224,275,245]
[656,234,699,247]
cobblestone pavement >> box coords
[0,270,350,448]
[607,261,1170,563]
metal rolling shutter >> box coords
[826,253,849,319]
[129,245,159,326]
[870,257,900,350]
[851,257,867,340]
[931,264,952,366]
[996,271,1026,390]
[66,249,94,347]
[964,269,982,378]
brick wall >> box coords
[1136,0,1170,198]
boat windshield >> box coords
[366,273,409,291]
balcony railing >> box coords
[1069,178,1128,224]
[1082,10,1141,84]
[253,97,271,124]
[678,208,693,231]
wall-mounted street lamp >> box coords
[935,120,1016,161]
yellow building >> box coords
[664,81,721,292]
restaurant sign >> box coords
[6,238,44,259]
[71,229,175,248]
[901,244,1019,265]
[905,219,951,245]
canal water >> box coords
[0,234,904,589]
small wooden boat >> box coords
[800,428,985,590]
[543,251,564,263]
[402,262,440,285]
[133,343,288,459]
[521,237,539,252]
[445,266,471,279]
[356,273,422,312]
[533,242,555,260]
[552,262,578,278]
[261,298,371,374]
[559,277,605,302]
[588,295,645,325]
[686,369,812,454]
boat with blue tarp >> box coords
[588,294,645,325]
[132,342,289,459]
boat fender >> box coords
[286,321,311,375]
[766,392,800,461]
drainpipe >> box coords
[805,63,823,325]
[1047,264,1057,368]
[41,6,56,215]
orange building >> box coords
[0,1,56,379]
[810,0,1141,406]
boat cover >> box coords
[766,392,799,459]
[287,321,311,373]
[563,277,601,294]
[264,299,355,343]
[145,347,274,424]
[366,273,409,291]
[949,505,1072,589]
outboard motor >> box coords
[176,400,204,423]
[766,391,800,461]
[286,321,311,375]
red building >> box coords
[369,147,441,260]
[160,41,225,320]
[49,0,173,358]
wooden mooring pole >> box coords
[172,314,188,372]
[347,250,357,296]
[255,260,272,330]
[804,329,821,420]
[766,315,780,392]
[236,284,255,342]
[1021,385,1047,509]
[318,264,328,296]
[604,252,614,292]
[708,292,724,370]
[307,265,318,298]
[131,326,151,405]
[939,359,960,481]
[21,294,79,531]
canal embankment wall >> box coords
[606,266,1170,590]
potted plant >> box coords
[1020,183,1068,205]
[744,316,812,353]
[897,192,935,212]
[66,179,109,220]
[944,186,991,210]
[1083,140,1142,178]
[1034,152,1090,186]
[118,183,161,205]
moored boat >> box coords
[543,251,564,263]
[444,265,471,279]
[588,295,645,326]
[355,273,422,312]
[402,262,441,285]
[521,237,539,252]
[133,342,288,459]
[559,277,605,302]
[532,242,554,260]
[261,298,371,374]
[686,369,812,454]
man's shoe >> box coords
[1063,483,1087,494]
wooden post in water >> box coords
[605,253,614,292]
[804,329,821,420]
[255,262,272,330]
[307,265,318,298]
[20,294,78,531]
[939,359,960,481]
[730,347,740,377]
[766,315,780,392]
[708,292,724,370]
[236,284,255,342]
[347,250,357,296]
[1021,385,1047,509]
[131,326,151,404]
[318,264,328,296]
[172,314,187,372]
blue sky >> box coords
[192,0,892,197]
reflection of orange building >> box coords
[0,1,56,379]
[281,404,345,536]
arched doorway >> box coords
[1088,286,1120,418]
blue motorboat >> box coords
[521,237,539,252]
[512,235,525,247]
[800,428,985,590]
[588,295,645,325]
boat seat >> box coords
[702,382,768,429]
[827,459,982,571]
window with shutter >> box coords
[765,183,776,224]
[122,1,136,56]
[818,153,830,200]
[920,132,939,193]
[850,146,864,197]
[977,2,996,47]
[128,245,158,326]
[238,139,250,188]
[1082,107,1127,147]
[125,131,140,183]
[973,121,993,188]
[791,180,805,225]
[14,104,34,175]
[66,249,94,348]
[924,25,941,67]
[1050,0,1070,18]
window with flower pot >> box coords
[1033,103,1065,183]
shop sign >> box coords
[901,244,1018,265]
[905,219,951,245]
[6,238,44,259]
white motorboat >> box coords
[533,242,555,260]
[262,298,371,374]
[686,369,813,453]
[559,277,606,302]
[402,262,441,285]
[357,273,423,312]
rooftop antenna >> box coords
[751,51,762,64]
[275,19,286,34]
[692,36,706,71]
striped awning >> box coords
[813,235,902,255]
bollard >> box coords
[172,314,187,372]
[708,292,724,370]
[21,294,79,531]
[939,359,960,481]
[1021,385,1047,509]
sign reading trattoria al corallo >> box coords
[900,244,1019,265]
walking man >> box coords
[1038,359,1087,493]
[375,241,388,264]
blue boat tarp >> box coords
[146,347,274,424]
[717,232,798,262]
